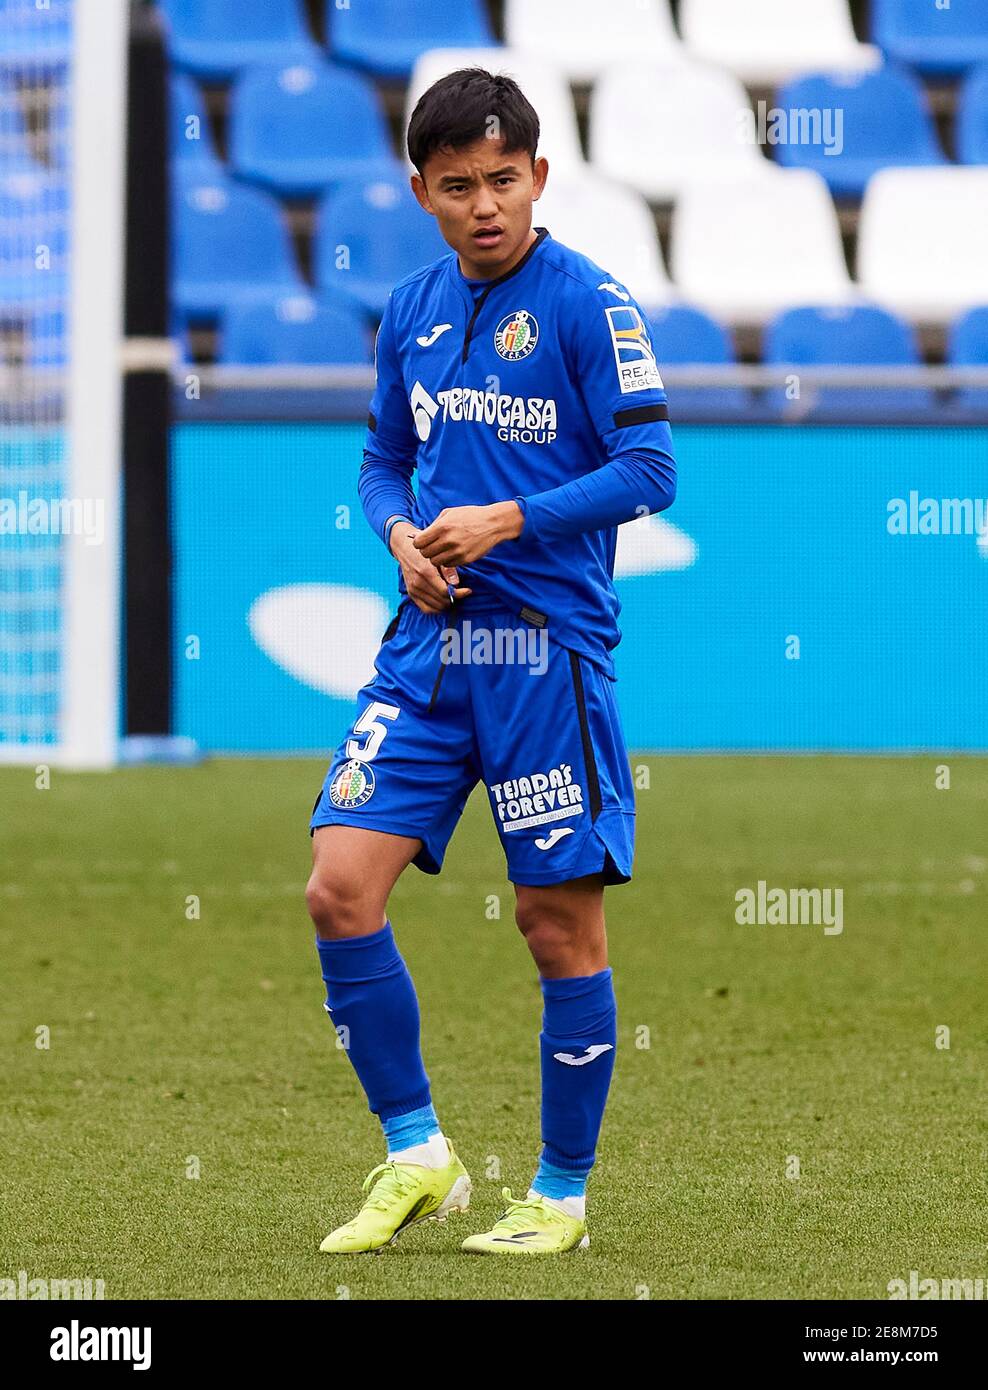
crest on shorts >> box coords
[328,759,375,809]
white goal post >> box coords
[0,0,129,768]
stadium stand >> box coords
[504,0,685,83]
[170,72,221,170]
[957,64,988,166]
[590,60,765,202]
[159,0,319,81]
[670,168,854,326]
[314,173,449,316]
[0,74,40,173]
[25,306,67,368]
[229,58,399,196]
[647,304,749,418]
[774,65,946,198]
[531,170,672,308]
[328,0,495,81]
[947,306,988,414]
[0,166,69,308]
[172,170,304,323]
[405,49,584,173]
[138,0,988,417]
[872,0,988,78]
[857,167,988,324]
[219,295,371,366]
[763,304,933,419]
[680,0,880,87]
[0,0,72,70]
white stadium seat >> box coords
[680,0,881,86]
[590,60,767,202]
[535,170,673,308]
[504,0,685,84]
[405,48,584,173]
[857,168,988,326]
[670,168,854,326]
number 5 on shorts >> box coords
[345,701,399,762]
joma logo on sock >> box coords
[552,1044,613,1067]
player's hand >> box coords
[389,525,472,614]
[413,502,525,567]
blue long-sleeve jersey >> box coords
[358,225,676,675]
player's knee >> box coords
[305,864,372,938]
[514,897,575,959]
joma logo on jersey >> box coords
[606,305,664,395]
[490,763,584,833]
[435,387,557,444]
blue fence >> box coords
[172,423,988,753]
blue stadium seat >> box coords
[646,305,748,418]
[315,175,449,315]
[27,306,66,367]
[159,0,318,81]
[219,294,371,365]
[170,73,220,170]
[329,0,495,80]
[872,0,988,77]
[775,65,945,198]
[0,0,71,70]
[957,64,988,165]
[763,304,933,420]
[229,59,398,197]
[0,168,69,307]
[172,171,303,323]
[947,306,988,414]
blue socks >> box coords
[532,969,617,1200]
[316,926,617,1201]
[315,922,431,1125]
[381,1102,441,1153]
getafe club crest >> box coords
[328,759,376,809]
[494,310,539,361]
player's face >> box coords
[412,138,549,281]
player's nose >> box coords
[471,187,500,219]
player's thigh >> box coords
[306,825,422,937]
[309,823,422,898]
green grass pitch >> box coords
[1,756,986,1301]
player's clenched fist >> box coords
[389,524,471,613]
[413,502,525,567]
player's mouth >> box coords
[472,225,504,249]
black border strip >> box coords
[568,650,603,823]
[614,403,669,427]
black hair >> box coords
[406,68,540,176]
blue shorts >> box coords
[310,596,635,887]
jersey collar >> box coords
[450,227,550,360]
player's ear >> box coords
[531,156,549,201]
[410,172,435,215]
